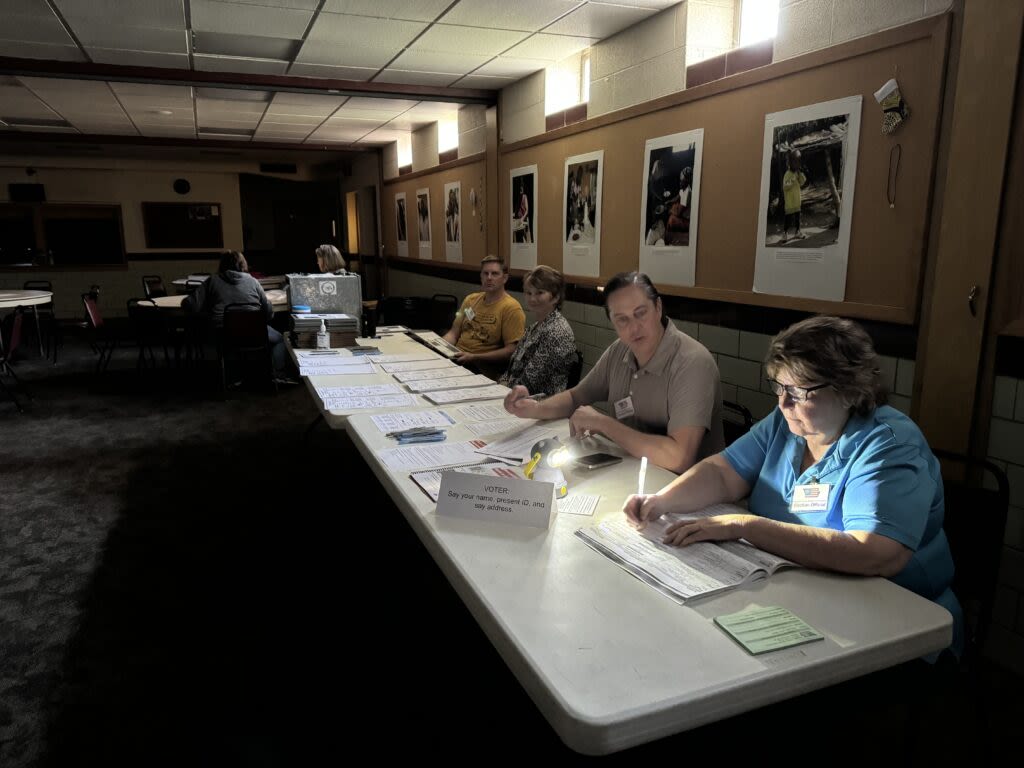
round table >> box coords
[0,290,53,357]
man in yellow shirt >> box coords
[443,255,526,379]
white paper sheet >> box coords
[315,383,402,398]
[368,353,439,363]
[371,410,457,433]
[392,367,474,383]
[474,423,555,462]
[558,494,600,517]
[376,439,491,471]
[457,404,512,422]
[423,384,509,404]
[378,360,455,373]
[405,374,494,393]
[323,394,417,411]
[461,418,531,437]
[299,363,375,376]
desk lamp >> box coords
[525,437,570,499]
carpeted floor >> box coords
[2,337,1022,766]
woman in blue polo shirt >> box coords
[623,315,961,655]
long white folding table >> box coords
[341,409,952,755]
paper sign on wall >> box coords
[436,471,555,529]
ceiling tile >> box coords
[294,39,399,69]
[0,84,60,120]
[210,0,320,8]
[591,1,679,9]
[306,13,426,47]
[323,0,451,22]
[269,93,346,113]
[331,106,406,121]
[75,25,187,53]
[412,24,529,57]
[545,3,656,38]
[0,41,86,61]
[504,33,597,61]
[194,55,290,75]
[439,0,584,32]
[193,31,301,60]
[387,49,490,75]
[191,0,314,39]
[451,74,515,89]
[471,56,551,78]
[286,63,377,80]
[343,96,418,111]
[54,0,185,28]
[2,12,77,45]
[88,49,190,68]
[195,87,272,102]
[323,115,386,129]
[372,70,462,87]
[357,127,412,143]
[308,125,369,141]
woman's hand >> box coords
[569,405,608,438]
[661,514,757,547]
[623,494,667,528]
[504,385,537,417]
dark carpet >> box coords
[1,337,1021,766]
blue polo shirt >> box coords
[723,405,961,655]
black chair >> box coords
[932,450,1009,668]
[379,296,433,330]
[219,302,274,393]
[142,275,168,299]
[1,308,32,412]
[430,294,458,335]
[722,400,754,446]
[567,348,584,388]
[126,298,168,373]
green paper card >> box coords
[714,605,824,655]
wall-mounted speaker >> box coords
[9,183,45,202]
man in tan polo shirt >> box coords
[443,255,526,380]
[504,271,723,474]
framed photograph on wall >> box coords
[395,192,408,258]
[562,150,603,278]
[416,187,431,260]
[443,180,462,263]
[754,96,862,301]
[510,164,537,270]
[638,128,704,287]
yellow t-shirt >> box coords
[456,292,526,355]
[783,169,806,214]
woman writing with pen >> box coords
[504,271,723,474]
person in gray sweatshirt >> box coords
[183,250,288,380]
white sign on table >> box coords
[437,471,555,529]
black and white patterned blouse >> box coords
[498,309,577,395]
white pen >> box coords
[638,456,648,496]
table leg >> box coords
[32,306,44,357]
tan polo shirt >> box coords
[572,321,725,460]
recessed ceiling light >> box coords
[153,109,174,116]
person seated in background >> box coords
[183,250,290,382]
[443,255,526,380]
[622,315,961,657]
[498,265,576,396]
[315,243,348,274]
[505,271,723,474]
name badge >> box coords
[790,483,831,513]
[614,396,635,420]
[464,307,476,322]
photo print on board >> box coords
[395,192,408,258]
[562,151,603,277]
[754,96,862,302]
[444,180,462,263]
[510,165,537,270]
[416,188,431,259]
[639,128,704,287]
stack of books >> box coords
[290,313,359,349]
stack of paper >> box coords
[474,424,555,463]
[422,384,509,404]
[405,374,494,393]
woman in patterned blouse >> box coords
[499,266,577,395]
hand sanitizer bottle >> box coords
[316,319,329,349]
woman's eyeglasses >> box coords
[767,380,830,402]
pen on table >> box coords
[527,392,548,402]
[638,456,648,496]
